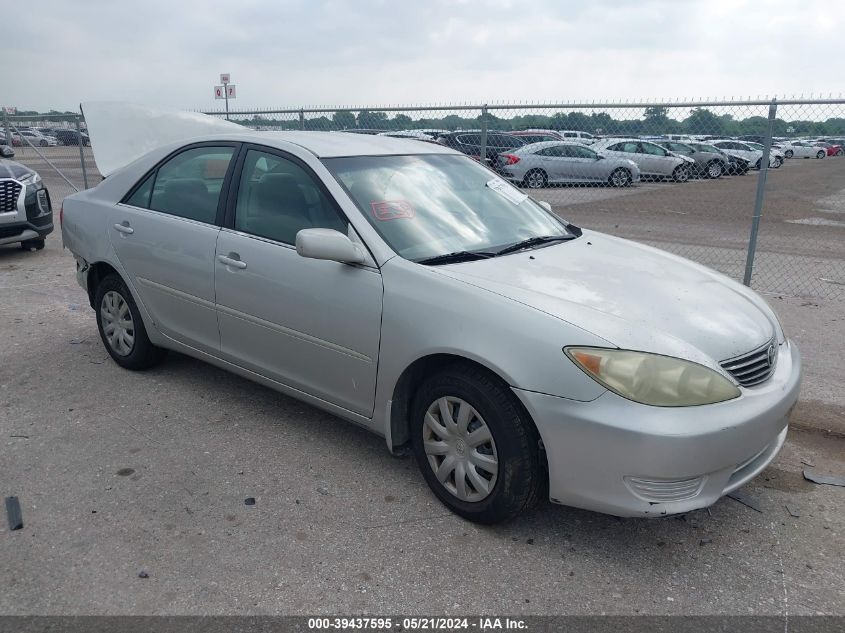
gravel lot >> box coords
[1,148,843,616]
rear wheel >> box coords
[94,274,167,370]
[523,169,548,189]
[672,165,690,183]
[411,366,545,524]
[706,160,723,179]
[817,150,826,159]
[609,167,631,187]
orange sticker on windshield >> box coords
[371,200,415,221]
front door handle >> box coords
[217,253,247,270]
[113,222,134,235]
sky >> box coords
[4,0,843,113]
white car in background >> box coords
[709,140,778,169]
[780,141,827,159]
[591,138,695,181]
[743,142,785,168]
[558,130,597,144]
[17,129,59,147]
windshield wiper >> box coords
[495,235,576,256]
[416,250,497,266]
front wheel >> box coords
[609,167,632,187]
[706,160,723,179]
[773,157,783,168]
[94,274,167,370]
[522,169,547,189]
[411,366,545,524]
[784,150,794,158]
[817,150,826,159]
[672,165,690,183]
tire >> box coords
[94,274,167,370]
[784,150,794,158]
[39,139,48,147]
[755,158,762,170]
[706,160,723,179]
[522,169,547,189]
[21,238,45,251]
[410,365,545,524]
[816,150,825,159]
[608,167,631,187]
[772,157,783,168]
[671,165,690,183]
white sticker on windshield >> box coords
[486,178,528,205]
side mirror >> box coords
[296,228,366,265]
[0,145,14,158]
[595,154,604,160]
[538,200,552,212]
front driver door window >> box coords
[214,148,383,416]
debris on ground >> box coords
[138,571,149,579]
[244,497,256,506]
[317,486,330,495]
[727,490,763,513]
[800,457,816,467]
[5,496,23,531]
[803,468,845,487]
[699,538,712,546]
[785,504,801,518]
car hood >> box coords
[434,230,776,367]
[0,159,36,180]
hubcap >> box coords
[422,396,499,502]
[708,163,721,177]
[611,170,626,186]
[527,172,544,188]
[100,290,135,356]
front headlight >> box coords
[19,172,42,187]
[565,347,741,407]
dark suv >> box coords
[436,131,525,167]
[49,129,90,146]
[0,158,53,250]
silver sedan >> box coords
[592,138,695,181]
[62,103,801,524]
[496,141,641,188]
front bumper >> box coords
[514,340,801,517]
[0,181,53,245]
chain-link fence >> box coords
[2,112,91,201]
[4,99,843,299]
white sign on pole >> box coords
[3,106,16,114]
[220,73,231,84]
[214,86,225,99]
[226,85,237,99]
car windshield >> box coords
[324,154,574,261]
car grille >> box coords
[0,179,22,213]
[720,339,777,387]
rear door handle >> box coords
[217,254,247,270]
[113,222,134,235]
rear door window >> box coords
[148,147,235,223]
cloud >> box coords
[4,0,843,112]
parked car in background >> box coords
[0,157,53,251]
[50,128,91,146]
[724,154,751,175]
[815,139,845,155]
[497,141,640,188]
[780,140,826,159]
[557,130,597,144]
[743,141,785,167]
[377,131,440,144]
[655,140,730,178]
[709,140,776,169]
[17,129,59,147]
[591,138,694,182]
[342,129,387,135]
[812,141,843,157]
[737,135,767,145]
[436,131,525,167]
[510,130,564,144]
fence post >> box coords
[299,109,305,131]
[74,116,89,189]
[742,98,777,287]
[2,109,10,146]
[479,104,488,167]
